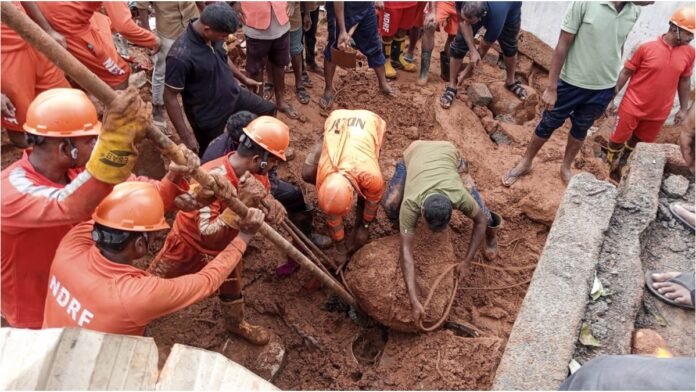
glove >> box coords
[262,196,287,226]
[190,172,236,206]
[86,87,151,184]
[238,171,266,207]
[219,208,241,229]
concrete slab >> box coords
[492,173,618,390]
[0,328,275,390]
[0,328,158,390]
[574,143,666,362]
[157,344,277,390]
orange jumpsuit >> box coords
[38,1,158,87]
[317,109,387,241]
[43,222,248,335]
[1,151,183,328]
[0,2,70,132]
[150,153,270,297]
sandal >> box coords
[296,86,310,105]
[505,80,528,101]
[645,270,695,310]
[501,166,531,187]
[319,93,334,110]
[262,82,274,100]
[440,86,457,109]
[302,72,313,88]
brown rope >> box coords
[471,262,537,272]
[418,263,460,332]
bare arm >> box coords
[136,6,151,32]
[164,87,198,152]
[614,67,633,95]
[679,104,695,173]
[459,209,488,282]
[400,232,424,320]
[23,2,67,48]
[541,30,575,110]
[458,19,479,63]
[548,30,575,92]
[677,76,690,112]
[226,57,260,93]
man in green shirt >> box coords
[502,2,647,186]
[382,140,501,322]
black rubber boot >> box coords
[440,50,450,81]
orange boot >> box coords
[220,297,270,346]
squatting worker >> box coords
[302,109,387,264]
[382,140,502,323]
[43,182,266,335]
[147,116,290,346]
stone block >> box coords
[493,173,618,390]
[662,174,689,198]
[468,83,493,107]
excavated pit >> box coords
[3,21,693,390]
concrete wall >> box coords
[520,1,695,120]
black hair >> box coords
[92,223,140,252]
[460,2,486,19]
[226,111,258,145]
[237,134,268,158]
[423,194,453,232]
[200,2,238,34]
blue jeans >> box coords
[535,80,614,141]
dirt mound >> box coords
[344,223,457,332]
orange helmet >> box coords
[317,173,354,217]
[671,6,695,34]
[23,88,101,137]
[241,116,290,161]
[92,182,169,232]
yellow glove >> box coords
[219,208,240,229]
[86,87,151,184]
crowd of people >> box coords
[1,1,695,389]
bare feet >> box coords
[277,100,299,119]
[560,165,573,184]
[649,271,694,308]
[380,84,397,97]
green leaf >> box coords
[590,274,605,301]
[579,323,602,347]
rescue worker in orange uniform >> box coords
[147,116,289,346]
[302,109,387,264]
[38,1,160,89]
[1,87,195,329]
[1,1,70,147]
[43,182,266,335]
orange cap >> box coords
[317,173,354,217]
[671,6,695,34]
[23,88,101,137]
[242,116,290,161]
[92,182,169,231]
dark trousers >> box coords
[302,8,320,66]
[534,80,614,141]
[191,88,276,156]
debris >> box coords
[128,71,147,89]
[467,83,493,107]
[568,359,582,374]
[590,273,606,301]
[661,174,689,198]
[578,323,601,347]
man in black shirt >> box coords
[164,2,276,155]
